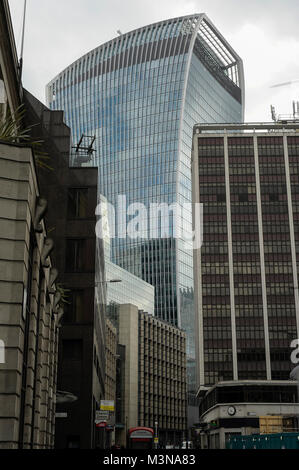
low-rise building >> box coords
[198,380,299,449]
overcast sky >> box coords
[8,0,299,122]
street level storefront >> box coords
[197,380,299,449]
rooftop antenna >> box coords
[270,79,299,122]
[270,105,277,122]
[19,0,27,82]
[292,100,299,119]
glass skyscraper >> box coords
[100,194,155,315]
[47,14,244,391]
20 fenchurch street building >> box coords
[47,14,245,391]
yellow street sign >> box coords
[100,400,115,411]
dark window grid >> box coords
[67,188,89,219]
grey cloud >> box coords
[8,0,299,121]
[195,0,299,40]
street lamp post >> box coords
[125,415,128,449]
[290,365,299,431]
[154,421,158,449]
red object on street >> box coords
[96,422,107,428]
[128,427,154,449]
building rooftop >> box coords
[47,13,243,91]
[197,379,298,398]
[194,121,299,134]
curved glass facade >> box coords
[47,14,244,390]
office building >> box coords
[105,318,117,403]
[115,304,187,447]
[192,122,299,389]
[24,91,107,449]
[47,14,244,392]
[104,317,117,448]
[138,309,187,445]
[106,260,155,315]
[100,197,155,315]
[192,122,299,448]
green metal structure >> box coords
[227,433,299,450]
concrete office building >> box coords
[47,14,244,392]
[192,122,299,388]
[105,318,117,403]
[138,310,187,445]
[104,317,117,448]
[115,304,187,447]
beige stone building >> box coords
[0,141,61,448]
[104,318,117,447]
[0,1,62,449]
[116,304,187,447]
[105,318,117,402]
